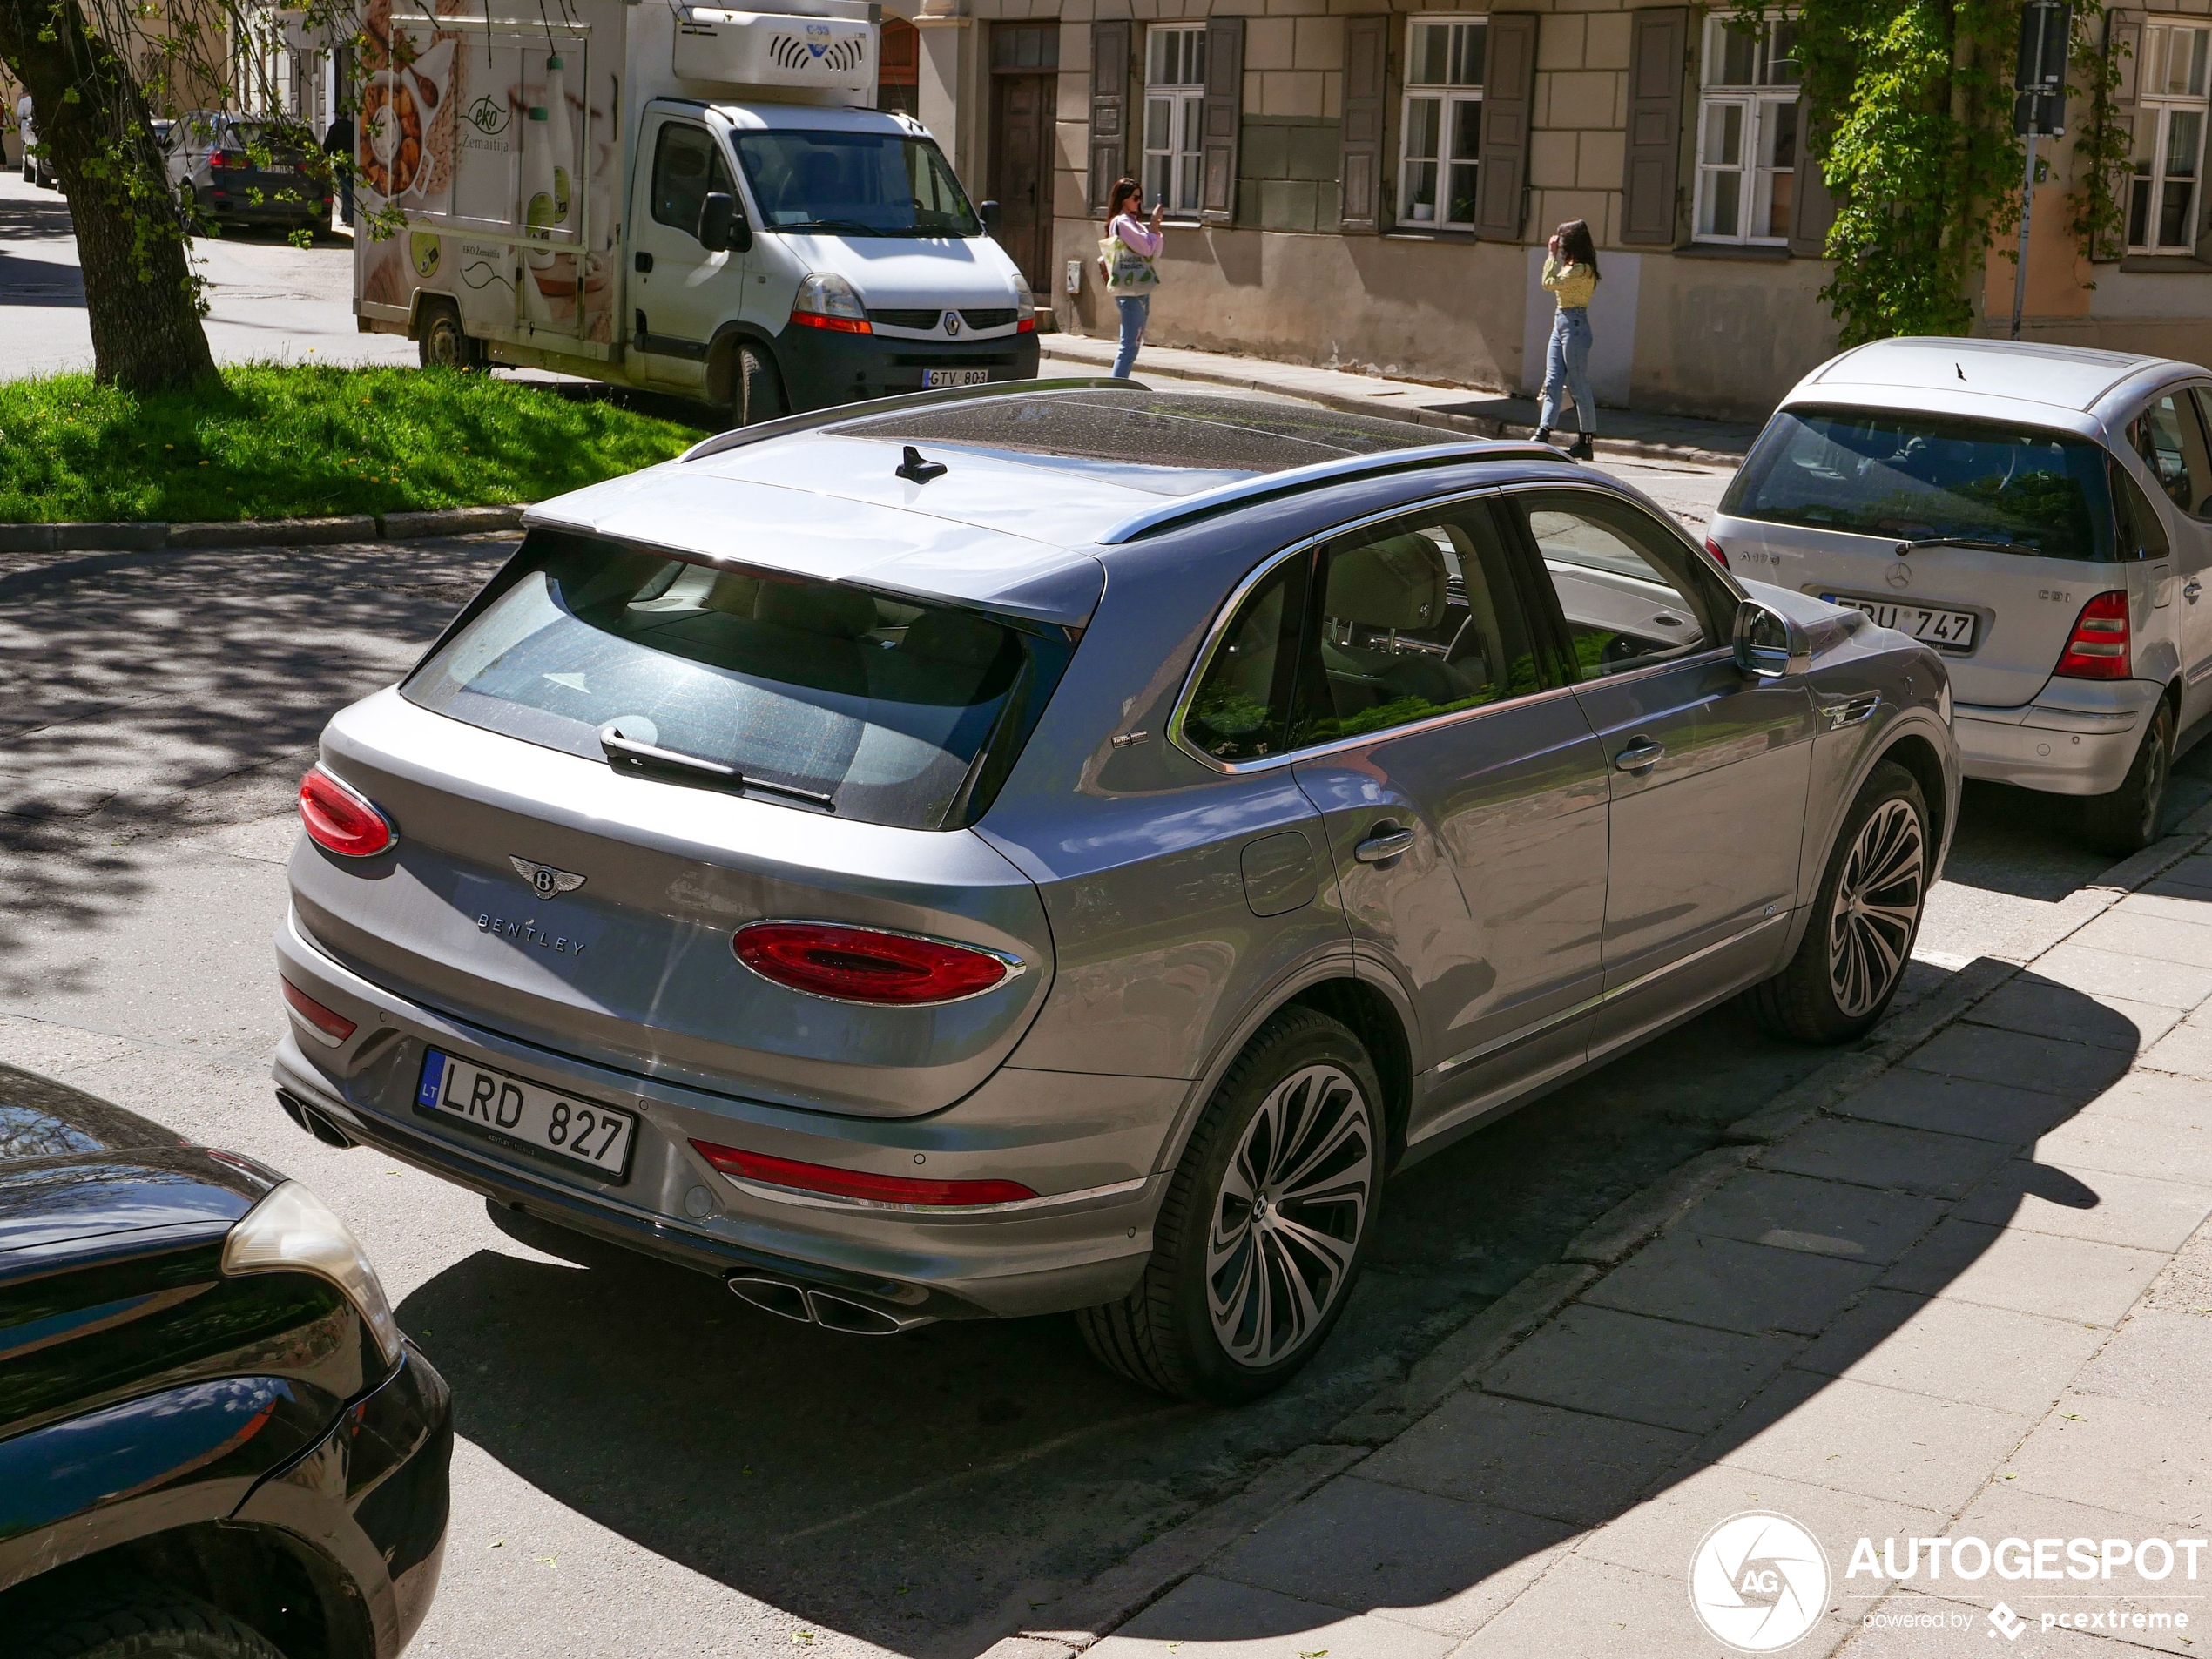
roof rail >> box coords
[678,375,1145,467]
[1096,440,1568,545]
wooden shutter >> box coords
[1620,7,1689,245]
[1200,17,1245,225]
[1338,15,1391,233]
[2097,10,2143,260]
[1789,117,1838,255]
[1089,19,1131,217]
[1473,13,1538,240]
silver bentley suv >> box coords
[272,383,1960,1402]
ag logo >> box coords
[1688,1512,1830,1652]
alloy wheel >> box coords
[1827,797,1925,1019]
[1205,1062,1375,1368]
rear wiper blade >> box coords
[1895,536,2027,556]
[599,726,836,810]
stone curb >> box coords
[1039,338,1748,470]
[0,503,524,554]
[985,806,2212,1659]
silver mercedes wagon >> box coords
[273,384,1960,1402]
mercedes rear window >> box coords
[1722,408,2115,562]
[402,531,1071,830]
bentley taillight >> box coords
[732,921,1015,1005]
[299,765,395,857]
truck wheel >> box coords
[1076,1008,1381,1404]
[1746,760,1929,1044]
[738,344,786,425]
[417,298,478,370]
[2081,699,2173,857]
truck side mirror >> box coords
[698,192,751,253]
[1733,598,1812,679]
[979,199,1002,237]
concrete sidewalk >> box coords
[1038,334,1764,469]
[1000,803,2212,1659]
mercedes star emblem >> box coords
[1885,562,1913,590]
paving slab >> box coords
[1757,1116,2015,1201]
[1826,1068,2080,1144]
[0,1012,136,1076]
[1086,1575,1454,1659]
[2003,1391,2212,1528]
[2138,1017,2212,1082]
[2033,1106,2212,1186]
[1204,1476,1575,1637]
[1468,1549,1857,1659]
[1879,1218,2165,1328]
[2070,1307,2212,1418]
[1478,1305,1802,1435]
[1952,1161,2212,1253]
[1678,1170,1945,1264]
[1357,1393,1696,1528]
[1582,1231,1882,1337]
[2114,888,2212,929]
[2074,910,2212,969]
[1904,1022,2134,1100]
[1962,974,2183,1053]
[1705,1371,2035,1513]
[1790,1288,2109,1416]
[2029,942,2212,1010]
[2144,1215,2212,1317]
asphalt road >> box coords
[5,515,2208,1658]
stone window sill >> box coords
[1674,241,1794,260]
[1382,228,1481,245]
[2118,254,2212,273]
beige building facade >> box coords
[913,0,2212,421]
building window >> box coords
[878,17,919,118]
[2128,21,2211,253]
[1398,17,1485,228]
[1693,15,1800,244]
[1144,24,1206,219]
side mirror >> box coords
[1733,598,1812,679]
[978,199,1002,237]
[698,192,751,253]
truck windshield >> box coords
[731,131,981,237]
[1722,408,2116,562]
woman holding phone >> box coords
[1099,177,1165,379]
[1534,219,1600,460]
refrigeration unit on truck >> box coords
[351,0,1039,420]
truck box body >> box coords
[354,0,1038,411]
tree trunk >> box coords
[0,0,217,392]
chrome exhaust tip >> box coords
[806,1288,932,1336]
[275,1089,357,1149]
[726,1275,813,1324]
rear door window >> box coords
[1506,489,1730,680]
[2128,392,2207,514]
[1180,552,1309,762]
[2111,459,2173,562]
[403,531,1070,829]
[1723,408,2116,561]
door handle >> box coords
[634,251,653,273]
[1353,827,1415,864]
[1613,738,1666,773]
[2188,578,2203,602]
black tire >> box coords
[13,1588,287,1659]
[1748,759,1930,1044]
[2081,698,2174,857]
[1076,1008,1383,1404]
[416,297,478,370]
[738,343,786,425]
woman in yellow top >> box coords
[1535,219,1600,460]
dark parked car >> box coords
[165,112,329,233]
[0,1063,449,1658]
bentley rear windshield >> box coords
[1723,408,2117,562]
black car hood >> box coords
[0,1065,280,1258]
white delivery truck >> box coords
[352,0,1038,420]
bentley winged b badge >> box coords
[510,857,587,899]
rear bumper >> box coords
[273,912,1168,1321]
[1952,680,2161,795]
[770,322,1040,413]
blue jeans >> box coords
[1112,293,1150,378]
[1539,307,1595,435]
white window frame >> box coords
[1691,13,1801,246]
[1396,16,1486,231]
[2128,19,2212,253]
[1143,24,1207,222]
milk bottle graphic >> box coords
[543,55,575,228]
[521,103,555,322]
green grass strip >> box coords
[0,363,701,524]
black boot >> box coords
[1534,426,1553,446]
[1569,433,1595,461]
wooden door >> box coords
[990,72,1054,295]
